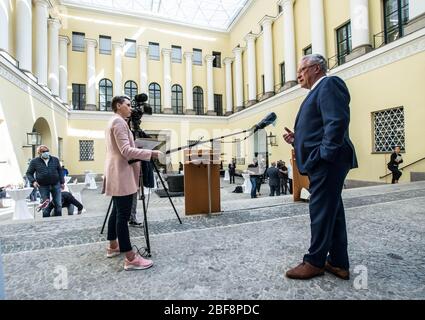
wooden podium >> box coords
[291,149,310,201]
[184,149,221,215]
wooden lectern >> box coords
[184,149,221,215]
[291,149,310,201]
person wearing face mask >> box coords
[26,145,64,217]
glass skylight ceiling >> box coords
[61,0,251,31]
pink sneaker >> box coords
[106,246,120,258]
[124,254,153,271]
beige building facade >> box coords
[1,0,425,185]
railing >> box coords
[327,52,349,71]
[373,22,409,49]
[379,156,425,179]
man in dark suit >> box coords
[265,162,280,196]
[283,54,358,280]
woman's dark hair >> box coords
[111,95,130,112]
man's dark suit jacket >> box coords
[294,76,358,175]
[265,167,280,186]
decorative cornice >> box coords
[259,15,274,26]
[161,48,172,55]
[244,33,257,42]
[137,45,149,53]
[0,55,69,118]
[232,46,245,55]
[85,38,98,48]
[48,18,61,28]
[204,54,215,62]
[59,35,70,45]
[223,57,234,65]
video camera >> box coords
[131,93,152,117]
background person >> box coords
[387,146,403,184]
[26,145,64,217]
[265,162,280,196]
[44,190,83,215]
[104,95,162,271]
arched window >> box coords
[99,78,113,111]
[149,82,161,113]
[193,86,204,115]
[124,80,138,100]
[171,84,183,114]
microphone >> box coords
[252,112,277,132]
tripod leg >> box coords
[100,198,113,235]
[140,188,151,257]
[151,160,182,224]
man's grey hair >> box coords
[303,54,328,73]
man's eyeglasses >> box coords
[297,64,318,74]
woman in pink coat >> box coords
[104,96,162,271]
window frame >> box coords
[149,42,160,60]
[336,21,352,66]
[303,45,312,56]
[214,94,223,116]
[149,82,162,113]
[79,140,94,161]
[280,62,286,87]
[193,86,204,115]
[383,0,409,45]
[124,80,138,100]
[99,35,111,55]
[371,106,405,153]
[72,83,86,110]
[99,78,113,111]
[124,38,137,58]
[72,32,85,52]
[212,51,221,68]
[171,45,182,63]
[193,48,202,66]
[171,84,184,114]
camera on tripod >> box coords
[131,93,152,117]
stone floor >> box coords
[0,179,424,300]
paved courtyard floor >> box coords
[0,179,424,299]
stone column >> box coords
[162,48,173,114]
[0,0,11,52]
[48,18,61,96]
[259,16,274,99]
[309,0,327,58]
[184,52,195,115]
[405,0,425,35]
[346,0,372,62]
[16,0,32,72]
[280,0,297,89]
[223,58,234,116]
[113,42,123,96]
[85,39,97,110]
[138,45,149,95]
[244,33,257,107]
[205,54,216,116]
[232,47,244,112]
[34,0,50,86]
[59,36,69,104]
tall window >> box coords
[336,22,352,66]
[171,84,183,114]
[79,140,94,161]
[72,83,85,110]
[212,51,221,68]
[58,137,63,161]
[384,0,409,44]
[149,42,160,60]
[193,86,204,115]
[193,48,202,65]
[280,62,286,87]
[372,107,405,152]
[124,80,138,100]
[72,32,85,52]
[99,78,113,111]
[124,39,136,58]
[171,45,182,63]
[99,35,111,54]
[214,94,223,116]
[303,45,312,56]
[261,75,265,94]
[149,83,161,113]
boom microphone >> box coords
[252,112,277,132]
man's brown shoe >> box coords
[285,262,325,280]
[325,261,350,280]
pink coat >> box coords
[103,114,152,196]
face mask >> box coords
[41,152,50,159]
